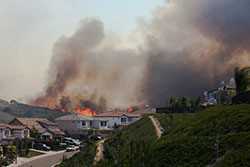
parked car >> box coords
[33,143,51,151]
[66,145,79,152]
[59,143,68,149]
[89,135,103,141]
[64,137,81,146]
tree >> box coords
[235,67,248,94]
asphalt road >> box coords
[19,151,78,167]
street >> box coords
[16,150,78,167]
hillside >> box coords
[0,111,14,123]
[0,99,70,122]
[95,105,250,167]
[98,117,157,166]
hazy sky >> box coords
[0,0,164,101]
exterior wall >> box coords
[56,115,141,133]
[75,120,92,129]
[92,120,109,130]
[56,119,92,135]
[94,116,141,129]
[12,129,30,139]
[56,120,79,134]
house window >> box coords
[90,121,93,127]
[121,117,127,123]
[82,121,86,127]
[4,130,10,137]
[100,121,107,127]
[24,130,29,137]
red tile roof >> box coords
[12,118,64,135]
[95,111,141,117]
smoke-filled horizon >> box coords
[34,0,250,108]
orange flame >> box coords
[127,107,134,113]
[75,106,96,116]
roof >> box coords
[0,123,27,130]
[95,111,141,118]
[13,118,55,127]
[55,114,93,121]
[12,118,55,134]
[47,126,65,136]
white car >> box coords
[66,145,79,152]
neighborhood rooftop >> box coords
[0,123,27,130]
[95,111,141,117]
[10,117,65,136]
[55,114,94,121]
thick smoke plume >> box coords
[33,19,144,110]
[143,0,250,106]
[34,0,250,108]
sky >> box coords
[0,0,164,101]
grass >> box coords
[97,116,157,167]
[151,104,250,167]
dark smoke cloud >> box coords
[191,0,250,50]
[34,0,250,108]
[142,0,250,106]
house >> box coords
[9,125,30,139]
[201,79,237,106]
[0,123,30,143]
[94,111,141,129]
[9,118,64,141]
[55,114,94,135]
[55,111,142,134]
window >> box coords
[82,121,86,127]
[121,117,127,123]
[4,130,10,137]
[24,130,29,137]
[100,121,107,127]
[90,121,93,127]
[128,117,133,122]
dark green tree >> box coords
[235,67,248,94]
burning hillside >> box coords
[32,0,250,109]
[75,106,96,116]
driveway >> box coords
[149,116,163,139]
[10,150,78,167]
[93,139,106,166]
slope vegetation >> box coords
[98,105,250,167]
[0,100,69,121]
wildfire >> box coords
[127,107,134,113]
[32,97,57,109]
[75,106,97,116]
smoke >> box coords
[33,19,145,110]
[34,0,250,108]
[142,0,250,106]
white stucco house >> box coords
[55,111,142,134]
[93,112,141,129]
